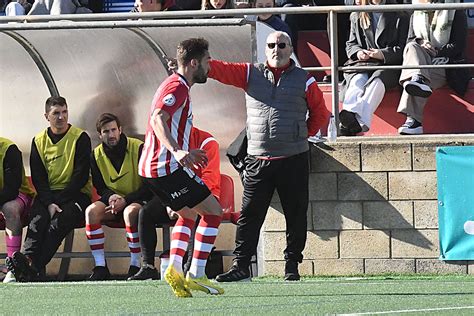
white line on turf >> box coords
[338,305,474,315]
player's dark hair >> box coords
[96,113,121,133]
[45,96,67,113]
[176,38,209,67]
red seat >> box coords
[219,174,240,224]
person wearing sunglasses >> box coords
[208,31,330,282]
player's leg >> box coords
[85,201,114,280]
[123,203,142,278]
[2,195,29,283]
[184,194,224,295]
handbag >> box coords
[445,58,471,96]
[343,58,383,74]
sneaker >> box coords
[164,265,192,298]
[284,260,300,281]
[127,265,140,279]
[12,252,37,282]
[88,266,111,281]
[3,271,16,283]
[339,110,362,136]
[185,272,224,295]
[398,117,423,135]
[127,265,159,281]
[403,75,432,98]
[5,256,17,281]
[215,265,251,283]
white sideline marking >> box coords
[339,305,474,315]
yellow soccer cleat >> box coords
[164,265,192,298]
[185,272,225,295]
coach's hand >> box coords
[106,194,126,214]
[48,203,63,219]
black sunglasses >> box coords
[267,42,288,49]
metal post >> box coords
[329,10,340,132]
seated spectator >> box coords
[1,137,35,283]
[201,0,234,16]
[28,0,91,15]
[131,0,180,12]
[338,0,409,135]
[5,0,32,15]
[397,0,469,135]
[128,126,220,280]
[176,0,200,10]
[252,0,292,36]
[85,113,151,281]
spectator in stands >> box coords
[252,0,292,36]
[4,0,32,15]
[9,96,92,282]
[397,0,469,135]
[28,0,92,15]
[176,0,200,9]
[85,113,150,281]
[338,0,409,136]
[210,31,329,282]
[129,126,220,281]
[201,0,234,13]
[131,0,180,12]
[1,138,35,283]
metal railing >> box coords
[1,3,473,119]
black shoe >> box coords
[215,265,251,282]
[322,75,331,83]
[339,110,362,135]
[403,75,432,98]
[284,260,300,281]
[126,265,141,279]
[127,266,159,281]
[398,116,423,135]
[88,266,110,281]
[12,252,38,282]
[4,256,17,283]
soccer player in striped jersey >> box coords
[139,38,224,297]
[85,113,151,281]
[130,126,220,281]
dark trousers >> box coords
[138,197,173,266]
[234,151,309,268]
[139,196,200,271]
[23,193,90,270]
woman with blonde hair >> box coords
[339,0,409,136]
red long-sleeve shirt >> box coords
[208,59,329,136]
[190,127,220,199]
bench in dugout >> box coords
[0,174,244,280]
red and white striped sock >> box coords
[169,217,195,274]
[189,215,222,278]
[86,224,105,267]
[126,225,141,267]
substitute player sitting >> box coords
[85,113,150,280]
[1,137,35,283]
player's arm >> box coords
[0,145,23,205]
[306,76,330,136]
[208,59,250,91]
[151,89,207,169]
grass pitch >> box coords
[2,275,474,315]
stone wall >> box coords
[261,135,474,276]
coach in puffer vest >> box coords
[208,31,330,282]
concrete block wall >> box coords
[261,135,474,276]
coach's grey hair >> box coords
[267,31,293,47]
